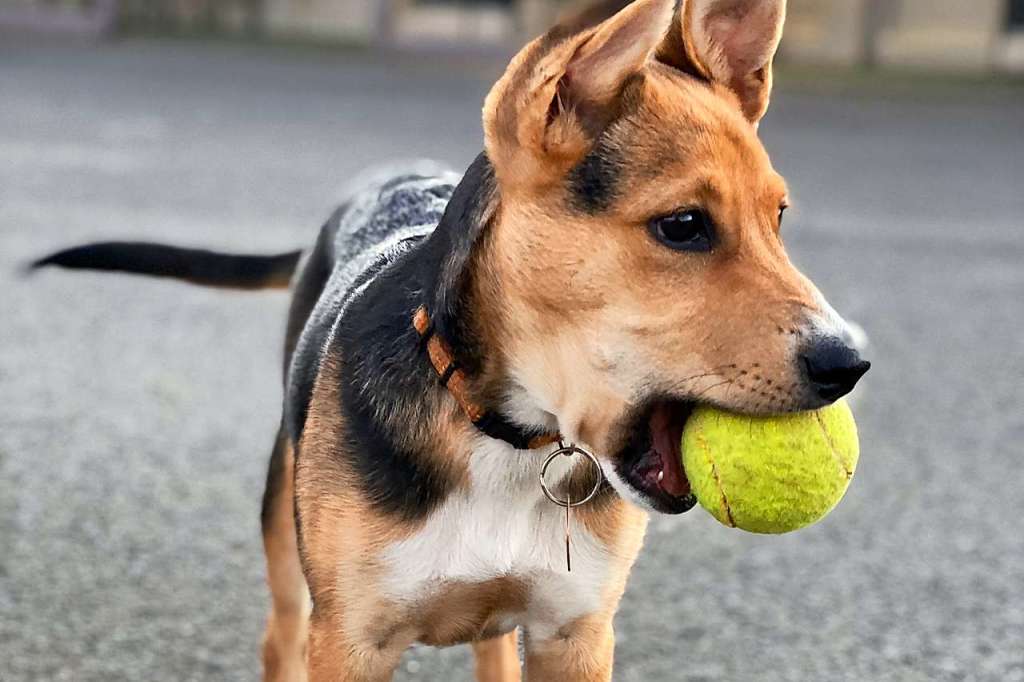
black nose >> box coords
[800,337,871,402]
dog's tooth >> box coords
[657,470,664,483]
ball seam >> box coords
[695,427,736,528]
[814,411,853,479]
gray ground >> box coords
[2,38,1023,682]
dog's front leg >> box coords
[523,615,615,682]
[473,631,522,681]
[306,608,407,682]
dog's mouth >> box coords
[611,399,698,515]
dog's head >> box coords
[465,0,868,513]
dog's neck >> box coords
[435,224,562,444]
[418,154,561,442]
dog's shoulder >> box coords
[283,163,459,439]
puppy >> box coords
[33,0,870,679]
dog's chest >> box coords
[377,439,611,637]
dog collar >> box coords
[413,306,562,450]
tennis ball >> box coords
[681,400,859,534]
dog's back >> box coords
[281,164,460,441]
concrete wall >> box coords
[264,0,381,42]
[116,0,1023,73]
[782,0,872,66]
[874,0,1007,71]
[782,0,1016,71]
[0,0,118,37]
[999,31,1024,70]
[388,0,515,46]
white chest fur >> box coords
[377,438,611,638]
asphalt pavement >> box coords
[1,38,1023,682]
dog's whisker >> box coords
[694,378,738,401]
[661,364,737,393]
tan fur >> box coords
[417,578,530,646]
[575,494,648,557]
[524,613,617,681]
[295,351,424,680]
[261,436,310,682]
[472,631,522,682]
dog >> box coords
[31,0,870,679]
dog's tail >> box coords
[29,242,302,290]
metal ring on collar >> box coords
[539,443,604,508]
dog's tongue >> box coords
[649,403,690,498]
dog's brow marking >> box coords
[567,141,622,213]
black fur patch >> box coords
[420,153,498,370]
[283,214,339,377]
[332,242,453,520]
[283,215,343,441]
[567,141,623,213]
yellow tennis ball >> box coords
[681,400,859,534]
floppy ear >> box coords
[659,0,786,123]
[483,0,675,188]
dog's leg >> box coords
[473,631,522,682]
[261,428,311,682]
[523,615,615,682]
[306,609,406,682]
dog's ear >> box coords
[658,0,787,123]
[483,0,675,188]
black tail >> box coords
[30,242,302,290]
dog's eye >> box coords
[649,210,714,252]
[778,205,787,224]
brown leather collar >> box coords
[413,306,562,450]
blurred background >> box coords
[2,1,1023,681]
[4,0,1024,70]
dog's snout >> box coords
[799,337,870,402]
